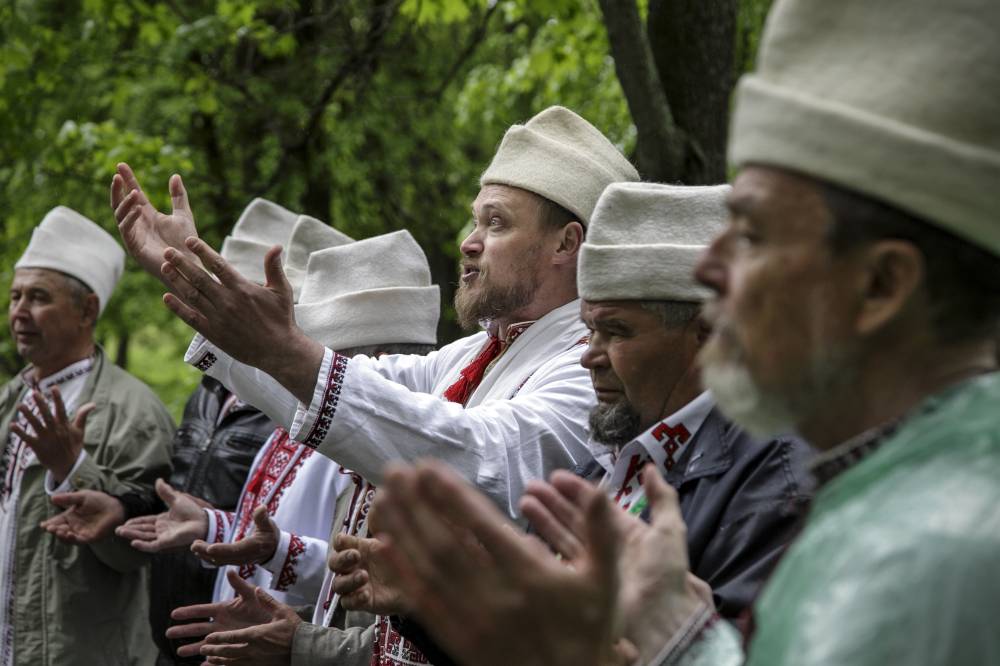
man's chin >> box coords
[701,358,797,438]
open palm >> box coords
[110,162,200,284]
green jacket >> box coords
[675,372,1000,666]
[0,348,174,666]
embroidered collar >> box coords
[809,420,898,487]
[20,356,96,391]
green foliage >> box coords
[1,0,766,418]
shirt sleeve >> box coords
[185,334,301,429]
[290,621,376,666]
[288,347,595,519]
[261,529,329,601]
[649,609,745,666]
[43,450,89,494]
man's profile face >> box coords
[580,300,700,448]
[455,184,550,330]
[8,268,90,371]
[694,166,861,436]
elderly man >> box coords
[112,106,637,664]
[1,206,174,665]
[365,0,1000,664]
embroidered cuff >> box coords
[289,348,349,450]
[199,508,233,569]
[273,533,306,592]
[185,334,220,372]
[647,603,720,666]
[43,450,90,495]
[261,529,293,577]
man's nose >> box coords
[694,234,729,297]
[460,227,483,257]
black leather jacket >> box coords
[150,376,275,665]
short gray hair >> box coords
[640,300,701,328]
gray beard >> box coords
[589,400,642,450]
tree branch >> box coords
[597,0,686,182]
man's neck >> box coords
[495,296,576,340]
[800,336,997,451]
[31,344,96,383]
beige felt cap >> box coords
[579,182,729,302]
[294,230,439,351]
[729,0,1000,256]
[480,106,639,225]
[220,198,299,285]
[284,215,354,302]
[15,206,125,315]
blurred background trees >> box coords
[0,0,772,417]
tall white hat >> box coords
[480,106,639,225]
[284,214,354,302]
[295,230,439,351]
[15,206,125,315]
[729,0,1000,256]
[579,182,730,302]
[220,198,298,285]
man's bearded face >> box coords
[455,185,550,331]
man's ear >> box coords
[854,239,925,336]
[552,221,584,266]
[81,293,100,329]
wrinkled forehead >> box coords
[729,165,835,239]
[11,267,76,294]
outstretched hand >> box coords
[198,582,302,664]
[166,569,275,658]
[110,162,200,286]
[42,489,125,544]
[191,505,279,567]
[521,465,708,662]
[11,386,94,484]
[116,478,208,553]
[158,237,323,403]
[328,531,411,616]
[373,461,622,666]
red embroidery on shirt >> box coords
[301,353,349,450]
[651,422,691,472]
[276,534,306,591]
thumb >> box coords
[642,463,680,518]
[155,478,179,506]
[333,532,360,552]
[72,403,97,430]
[262,245,291,298]
[582,489,619,588]
[252,505,276,534]
[226,568,257,600]
[169,173,192,216]
[254,586,283,616]
[50,492,84,509]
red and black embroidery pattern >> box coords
[301,353,349,450]
[275,534,306,591]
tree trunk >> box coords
[596,0,686,182]
[648,0,737,184]
[600,0,738,185]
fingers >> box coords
[117,162,143,193]
[642,463,679,514]
[331,569,367,597]
[332,532,362,554]
[9,422,38,447]
[410,463,536,572]
[50,491,85,509]
[28,391,54,430]
[328,548,362,576]
[110,172,126,211]
[523,479,588,539]
[262,245,291,297]
[183,237,243,289]
[227,568,258,601]
[116,514,158,541]
[169,174,192,216]
[171,601,224,622]
[580,487,620,592]
[162,247,221,307]
[163,292,209,333]
[155,478,179,506]
[519,494,583,561]
[50,386,68,425]
[191,539,254,566]
[72,402,97,431]
[200,640,250,658]
[251,505,276,535]
[165,621,214,640]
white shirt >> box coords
[186,299,597,519]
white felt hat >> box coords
[480,106,639,225]
[15,206,125,315]
[579,182,730,302]
[220,198,299,285]
[294,230,439,351]
[284,215,354,302]
[729,0,1000,256]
